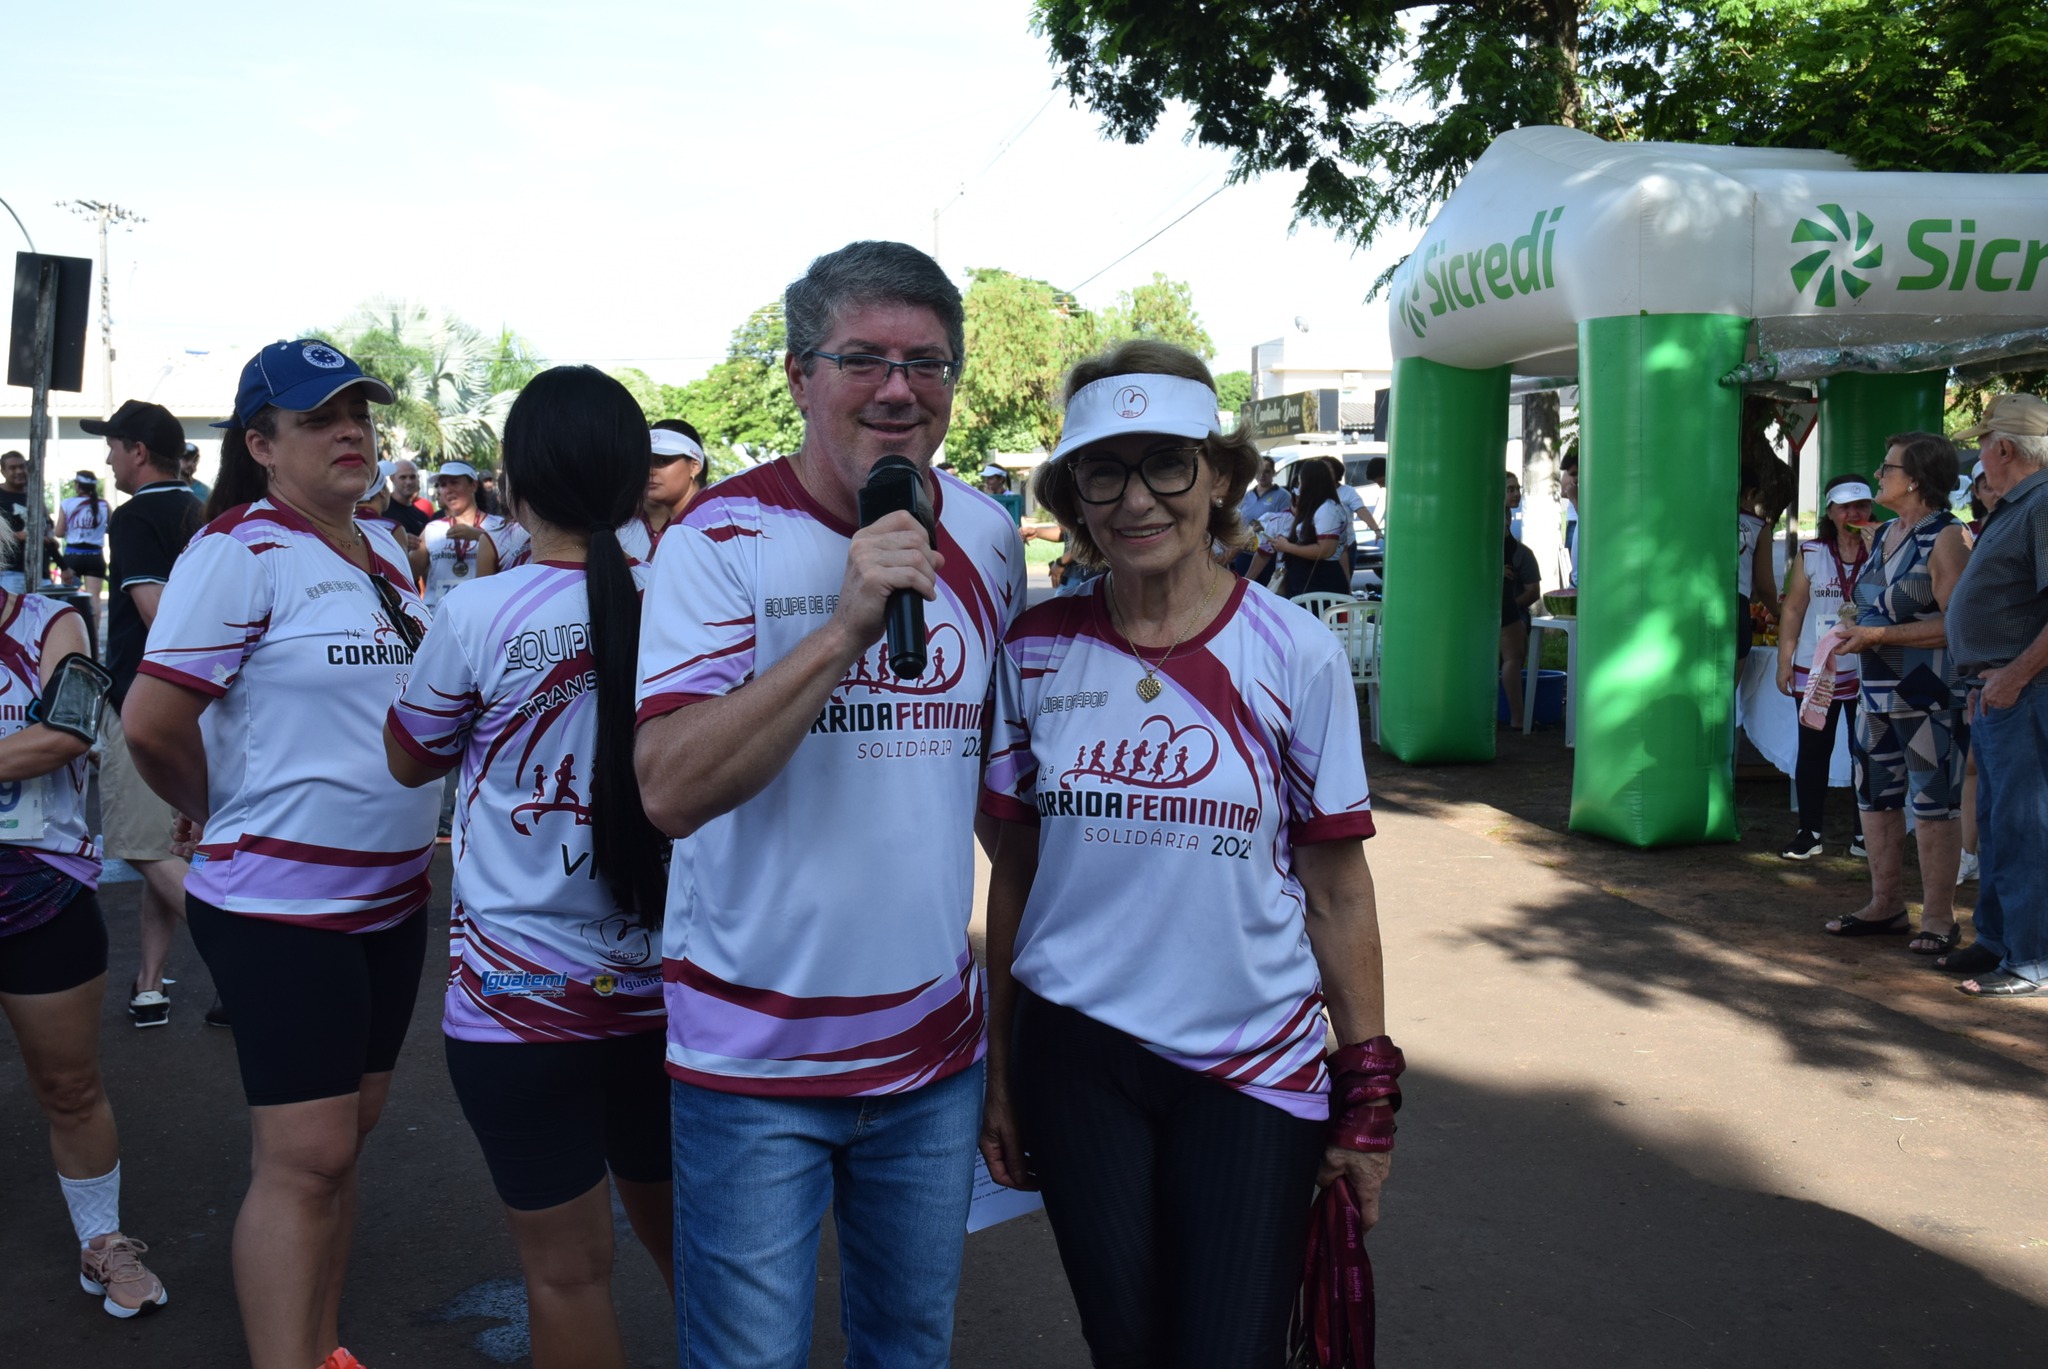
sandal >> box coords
[1908,924,1962,956]
[1957,972,2042,998]
[1934,942,2000,975]
[1824,908,1909,937]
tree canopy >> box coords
[950,268,1219,464]
[315,303,538,470]
[1035,0,2048,293]
[666,302,806,465]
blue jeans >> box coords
[670,1059,983,1368]
[0,570,24,593]
[1970,678,2048,984]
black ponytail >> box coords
[206,411,279,524]
[501,366,667,927]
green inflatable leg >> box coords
[1380,356,1510,763]
[1817,371,1946,494]
[1569,314,1749,848]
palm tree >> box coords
[316,302,539,470]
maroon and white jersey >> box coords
[422,514,522,607]
[0,594,96,885]
[141,500,437,931]
[980,577,1375,1119]
[615,513,662,568]
[388,561,663,1043]
[636,459,1025,1097]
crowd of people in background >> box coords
[2,233,2042,1369]
[0,240,1399,1369]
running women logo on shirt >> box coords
[1057,716,1219,790]
[511,755,592,834]
[835,625,968,697]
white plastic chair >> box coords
[1321,602,1382,743]
[1289,592,1355,622]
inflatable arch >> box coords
[1380,126,2048,847]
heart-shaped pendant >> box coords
[1136,675,1162,702]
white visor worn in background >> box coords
[651,430,704,462]
[437,460,480,481]
[1052,373,1220,461]
[1827,481,1874,505]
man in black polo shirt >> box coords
[1943,393,2048,998]
[83,401,205,1027]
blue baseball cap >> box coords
[213,339,396,429]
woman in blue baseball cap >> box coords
[124,338,434,1369]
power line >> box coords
[1070,181,1231,293]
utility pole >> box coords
[59,199,145,417]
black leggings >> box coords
[1796,696,1862,838]
[1010,991,1326,1369]
[187,896,427,1107]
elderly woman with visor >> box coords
[978,339,1398,1367]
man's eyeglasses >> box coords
[805,351,959,389]
[1072,446,1204,505]
[370,576,425,653]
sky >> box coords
[2,2,1416,403]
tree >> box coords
[668,303,806,465]
[608,367,667,424]
[316,302,532,470]
[952,269,1098,464]
[1034,0,2045,292]
[1213,369,1253,416]
[1098,272,1215,359]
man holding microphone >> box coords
[635,240,1025,1367]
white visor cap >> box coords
[1826,481,1874,505]
[651,429,704,462]
[1052,373,1220,461]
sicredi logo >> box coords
[1790,205,1882,306]
[1402,207,1565,339]
[1794,207,2048,306]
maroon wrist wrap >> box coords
[1326,1036,1404,1154]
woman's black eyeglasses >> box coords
[1072,446,1204,505]
[370,576,425,653]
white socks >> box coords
[59,1162,121,1247]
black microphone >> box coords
[857,455,935,679]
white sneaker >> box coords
[126,990,169,1029]
[1957,850,1980,885]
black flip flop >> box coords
[1824,909,1909,937]
[1908,925,1962,956]
[1957,972,2042,998]
[1934,942,2000,975]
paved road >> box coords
[5,770,2046,1364]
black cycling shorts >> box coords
[0,886,108,996]
[61,550,108,580]
[444,1030,671,1211]
[186,895,427,1107]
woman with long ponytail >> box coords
[383,365,672,1368]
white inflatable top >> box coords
[1388,126,2048,375]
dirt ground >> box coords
[1369,721,2048,1074]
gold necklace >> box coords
[1104,569,1222,702]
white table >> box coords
[1734,644,1852,787]
[1524,615,1577,746]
